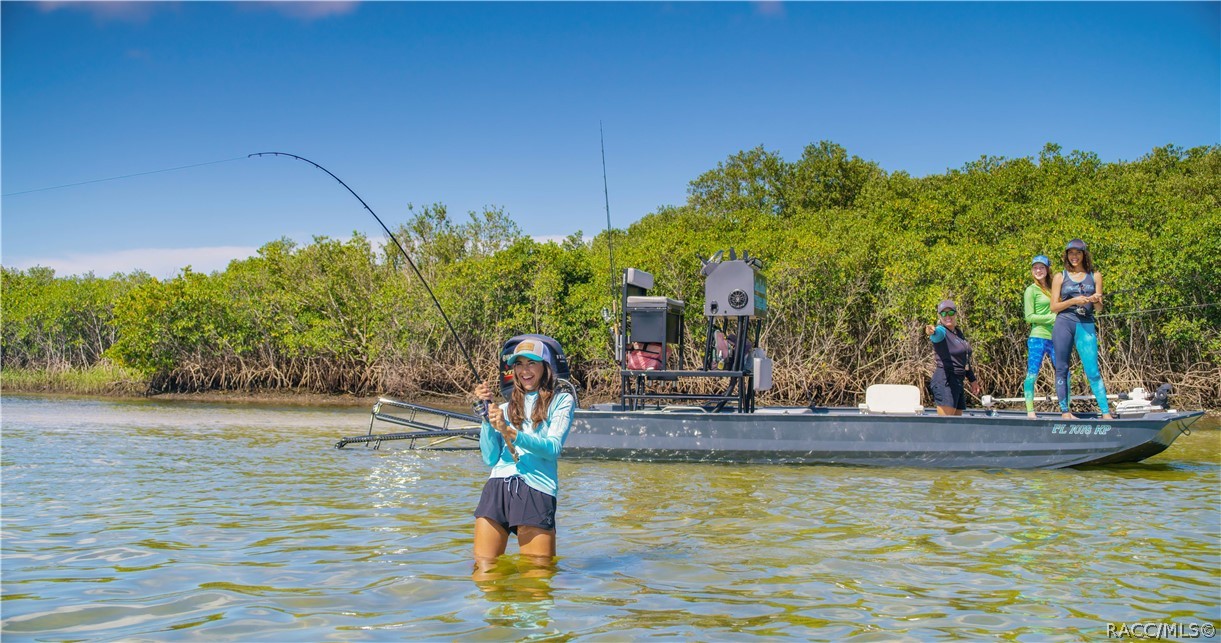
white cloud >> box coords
[242,1,360,21]
[37,1,160,23]
[5,235,588,279]
[38,1,361,23]
[752,1,786,18]
[5,246,260,279]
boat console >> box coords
[616,249,774,412]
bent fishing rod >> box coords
[250,152,516,458]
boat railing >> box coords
[341,376,582,450]
[336,398,481,450]
[979,385,1179,419]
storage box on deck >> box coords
[626,296,685,344]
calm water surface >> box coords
[2,395,1218,641]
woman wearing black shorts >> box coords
[924,299,981,416]
[471,338,575,570]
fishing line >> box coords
[1105,274,1213,299]
[1097,302,1220,318]
[248,152,481,383]
[2,156,248,197]
[252,151,520,459]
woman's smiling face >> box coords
[512,359,545,391]
[1032,263,1048,280]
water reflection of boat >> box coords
[337,251,1203,469]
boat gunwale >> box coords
[576,404,1204,424]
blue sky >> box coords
[3,1,1218,278]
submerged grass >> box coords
[2,363,146,396]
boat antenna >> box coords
[600,122,616,312]
[249,152,482,384]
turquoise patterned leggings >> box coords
[1023,337,1055,413]
[1053,319,1109,414]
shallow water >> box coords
[2,395,1218,641]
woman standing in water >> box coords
[1022,255,1057,418]
[471,338,575,570]
[1050,238,1112,419]
[925,300,982,416]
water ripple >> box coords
[2,395,1217,640]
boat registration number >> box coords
[1051,423,1112,436]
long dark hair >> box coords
[1062,247,1095,274]
[508,361,556,428]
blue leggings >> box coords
[1053,318,1109,414]
[1023,337,1055,413]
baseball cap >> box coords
[1066,239,1087,251]
[1032,255,1050,267]
[506,338,552,366]
[936,299,957,313]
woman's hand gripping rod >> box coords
[474,382,519,462]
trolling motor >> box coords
[1150,383,1173,408]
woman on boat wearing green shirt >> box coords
[1022,255,1056,418]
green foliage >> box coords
[3,142,1218,407]
[2,266,146,370]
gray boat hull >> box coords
[565,406,1204,469]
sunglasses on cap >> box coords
[939,309,957,317]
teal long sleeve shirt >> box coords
[479,391,575,498]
